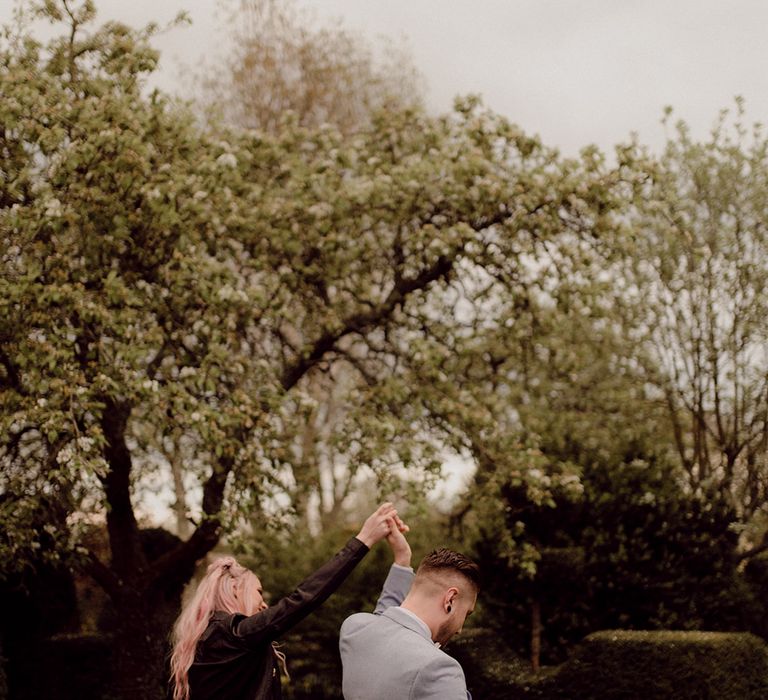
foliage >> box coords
[548,630,768,700]
[199,0,423,134]
[8,635,113,700]
[581,460,756,634]
[455,105,768,664]
[448,628,546,700]
[442,629,768,700]
[5,0,768,696]
[744,552,768,640]
[469,454,762,664]
[0,1,618,570]
[193,0,425,531]
[0,4,619,695]
[618,102,768,533]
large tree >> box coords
[0,2,616,697]
[618,104,768,553]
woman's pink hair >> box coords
[169,556,263,700]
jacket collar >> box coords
[382,606,434,643]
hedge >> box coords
[546,630,768,699]
[448,628,553,699]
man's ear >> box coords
[444,586,459,612]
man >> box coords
[339,522,479,700]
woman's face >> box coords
[250,576,268,613]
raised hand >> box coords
[356,502,397,547]
[386,516,412,567]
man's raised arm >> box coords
[373,515,414,614]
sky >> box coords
[4,0,768,156]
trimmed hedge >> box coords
[547,630,768,699]
[451,628,768,699]
[448,628,553,699]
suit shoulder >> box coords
[340,611,376,632]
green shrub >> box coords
[448,627,554,700]
[548,630,768,699]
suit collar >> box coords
[382,606,434,643]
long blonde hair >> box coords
[169,556,282,700]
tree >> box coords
[194,0,425,533]
[619,103,768,553]
[0,3,617,697]
[469,453,758,666]
[198,0,423,134]
[435,246,686,666]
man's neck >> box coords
[400,599,438,642]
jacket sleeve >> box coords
[232,536,368,644]
[373,563,415,614]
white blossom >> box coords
[216,153,237,168]
[217,285,235,301]
[76,436,94,451]
[308,202,333,218]
[58,444,75,465]
[44,198,63,217]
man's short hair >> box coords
[416,548,481,592]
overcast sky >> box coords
[4,0,767,156]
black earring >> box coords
[447,604,452,613]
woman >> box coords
[170,502,406,700]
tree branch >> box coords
[81,550,122,599]
[280,249,459,391]
[150,454,232,591]
[278,200,521,394]
[737,540,768,563]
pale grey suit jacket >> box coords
[339,564,470,700]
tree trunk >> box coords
[96,396,224,698]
